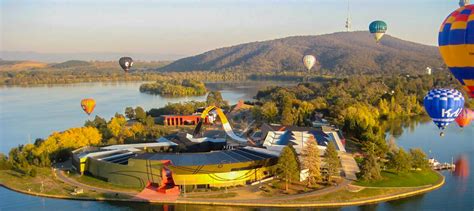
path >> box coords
[180,179,351,203]
[339,152,360,181]
[53,168,137,196]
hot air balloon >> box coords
[369,20,387,42]
[455,108,472,128]
[454,155,469,178]
[81,98,96,115]
[302,55,316,72]
[459,0,470,7]
[468,108,474,119]
[119,57,133,72]
[438,5,474,98]
[423,89,464,135]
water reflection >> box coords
[383,115,431,138]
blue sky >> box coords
[0,0,459,56]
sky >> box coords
[0,0,461,59]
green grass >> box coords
[72,174,142,192]
[0,168,78,196]
[0,168,135,199]
[291,187,412,203]
[355,170,441,187]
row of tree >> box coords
[4,106,173,176]
[139,79,207,96]
[276,139,341,191]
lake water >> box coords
[0,82,472,210]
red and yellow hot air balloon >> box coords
[81,98,96,115]
[438,5,474,98]
[454,155,469,178]
[455,108,472,127]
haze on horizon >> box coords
[1,0,458,61]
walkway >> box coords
[53,168,137,196]
[339,152,360,181]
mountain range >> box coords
[159,31,443,75]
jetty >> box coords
[429,158,455,171]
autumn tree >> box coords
[261,102,278,123]
[276,144,300,191]
[107,116,127,144]
[280,96,294,126]
[324,141,341,181]
[84,116,109,139]
[301,136,322,187]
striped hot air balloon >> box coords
[423,89,464,132]
[302,55,316,72]
[81,98,96,115]
[369,20,387,42]
[438,5,474,98]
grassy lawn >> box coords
[0,168,133,200]
[70,174,142,192]
[0,168,75,196]
[354,170,441,187]
[290,187,414,203]
[260,180,323,197]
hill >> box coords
[0,60,48,71]
[50,60,91,68]
[159,31,442,75]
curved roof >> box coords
[133,147,277,166]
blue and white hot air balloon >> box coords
[424,88,465,136]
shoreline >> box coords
[1,172,445,208]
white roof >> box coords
[185,133,226,143]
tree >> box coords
[301,136,322,187]
[261,102,278,123]
[324,141,341,181]
[388,148,412,173]
[0,153,12,170]
[276,144,300,191]
[84,116,109,139]
[135,107,147,123]
[360,149,382,181]
[251,106,264,123]
[125,107,135,120]
[281,97,294,126]
[107,116,127,143]
[206,91,228,108]
[410,148,429,170]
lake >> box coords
[0,82,472,210]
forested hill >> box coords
[159,31,443,75]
